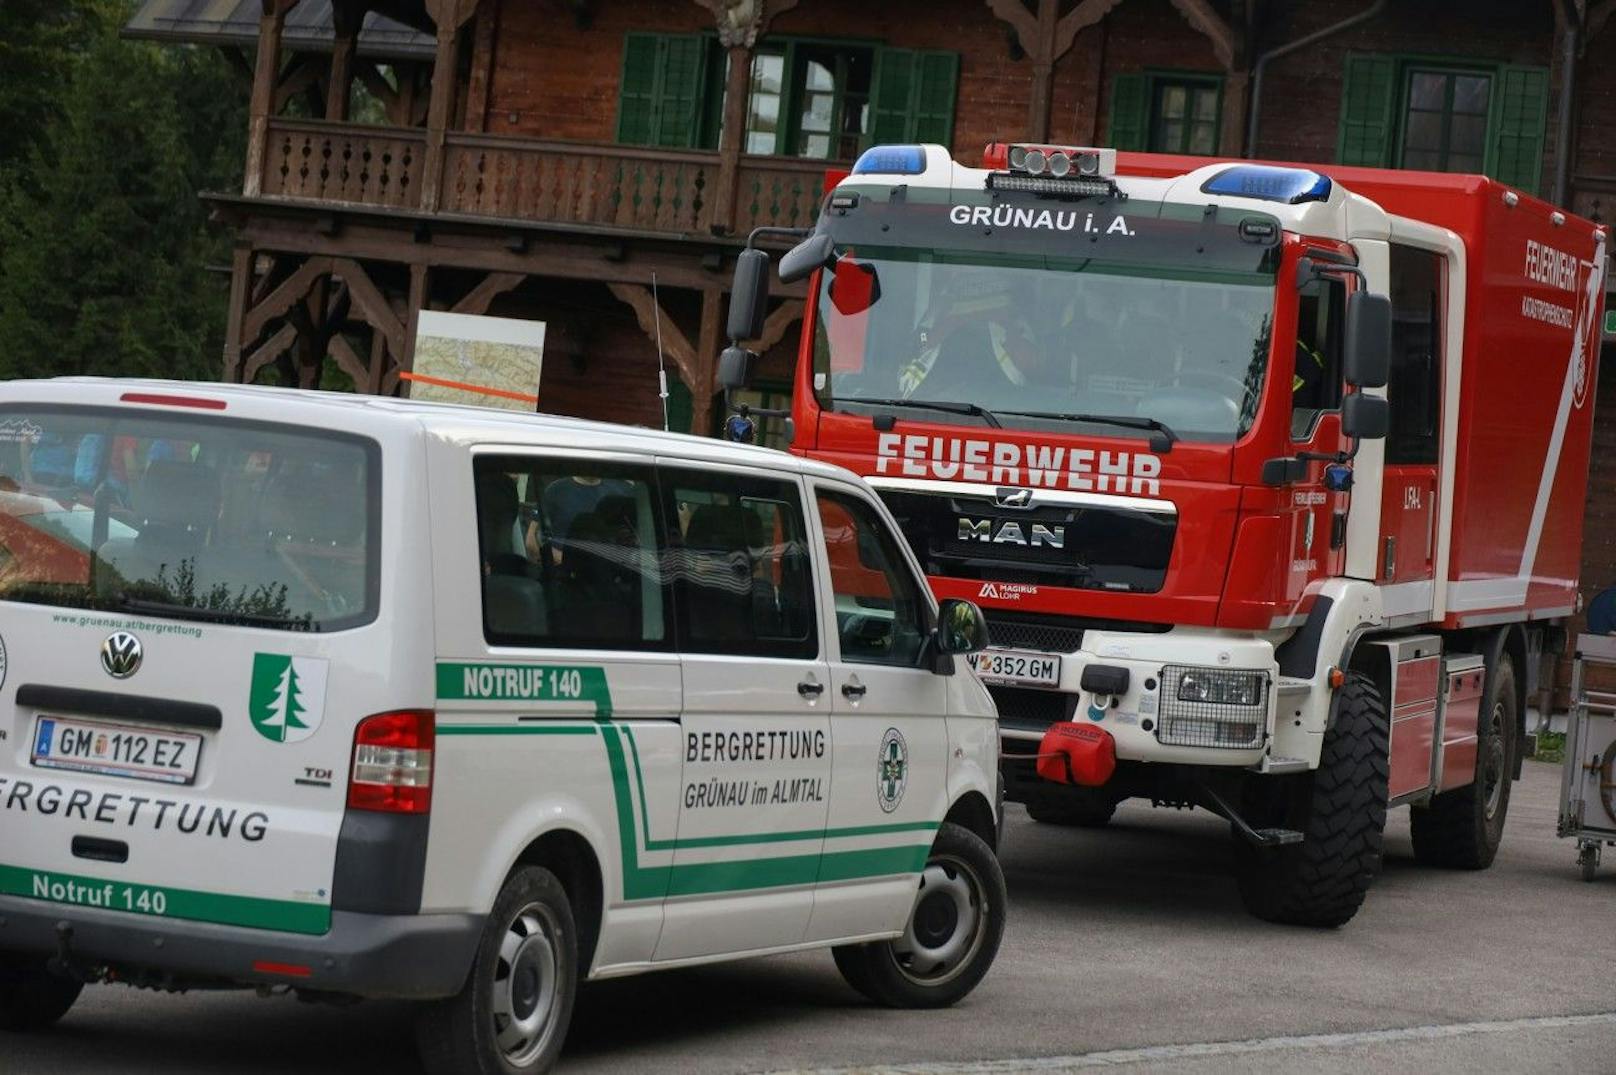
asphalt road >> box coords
[8,760,1613,1074]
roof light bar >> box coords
[1201,165,1332,205]
[987,173,1117,200]
[852,145,927,175]
[986,143,1117,178]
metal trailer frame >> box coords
[1560,633,1616,881]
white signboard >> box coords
[406,310,545,411]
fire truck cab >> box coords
[720,142,1609,927]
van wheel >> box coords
[831,822,1006,1008]
[0,954,82,1032]
[1236,673,1388,927]
[417,866,577,1075]
[1410,654,1516,869]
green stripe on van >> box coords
[436,663,613,717]
[0,864,330,935]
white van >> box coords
[0,379,1005,1073]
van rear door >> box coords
[0,401,405,937]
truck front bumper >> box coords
[0,894,482,999]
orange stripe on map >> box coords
[399,371,539,405]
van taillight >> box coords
[348,710,434,814]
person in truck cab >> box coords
[899,281,1050,401]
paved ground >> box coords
[7,760,1613,1074]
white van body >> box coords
[0,380,1003,1071]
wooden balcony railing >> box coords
[257,120,829,235]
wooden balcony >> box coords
[258,118,828,236]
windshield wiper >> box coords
[116,596,319,632]
[1000,411,1178,452]
[843,398,1002,428]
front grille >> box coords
[1154,664,1267,749]
[990,685,1077,733]
[983,610,1171,653]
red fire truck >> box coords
[719,142,1609,926]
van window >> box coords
[816,489,929,667]
[0,407,378,631]
[474,457,670,650]
[661,468,817,660]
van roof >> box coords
[2,377,857,483]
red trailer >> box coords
[720,143,1609,925]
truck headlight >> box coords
[1176,669,1265,707]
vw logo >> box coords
[994,486,1034,510]
[100,631,143,679]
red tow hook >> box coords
[1031,721,1117,787]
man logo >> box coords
[100,632,143,679]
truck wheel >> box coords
[1025,794,1117,827]
[0,954,82,1032]
[1410,654,1516,870]
[831,822,1006,1008]
[1236,673,1388,928]
[417,866,577,1075]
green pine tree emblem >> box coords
[250,653,320,743]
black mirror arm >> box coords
[744,225,815,250]
[726,395,791,420]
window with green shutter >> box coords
[616,33,717,149]
[1336,54,1550,194]
[1107,71,1222,154]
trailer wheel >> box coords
[0,954,82,1032]
[1025,791,1117,827]
[1410,654,1516,870]
[1236,672,1388,928]
[832,822,1006,1008]
[416,866,577,1075]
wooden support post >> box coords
[463,0,499,133]
[1219,70,1249,157]
[399,262,430,394]
[713,45,752,234]
[244,0,300,197]
[327,1,363,121]
[421,0,480,212]
[986,0,1122,141]
[695,289,724,436]
[222,244,256,381]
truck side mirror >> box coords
[778,232,835,285]
[1341,391,1389,440]
[717,345,756,391]
[935,598,990,656]
[1344,292,1392,388]
[728,249,770,341]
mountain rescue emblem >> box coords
[878,728,908,813]
[249,653,329,744]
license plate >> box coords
[967,648,1062,687]
[31,716,202,786]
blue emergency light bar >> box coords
[1201,165,1332,205]
[852,145,927,176]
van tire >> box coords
[0,955,82,1032]
[831,822,1006,1009]
[1236,673,1388,928]
[416,866,577,1075]
[1410,654,1516,869]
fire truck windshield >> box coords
[810,192,1282,443]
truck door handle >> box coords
[798,680,824,698]
[841,683,867,700]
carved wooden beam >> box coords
[424,0,480,29]
[452,271,525,316]
[606,282,700,392]
[334,257,407,358]
[744,299,804,353]
[242,256,334,343]
[1169,0,1236,70]
[273,53,323,114]
[1590,0,1616,38]
[986,0,1124,139]
[328,332,373,387]
[242,322,299,383]
[691,0,802,47]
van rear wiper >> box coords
[844,398,1002,428]
[116,596,319,632]
[999,411,1178,452]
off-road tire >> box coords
[1237,673,1388,928]
[1025,793,1117,828]
[1410,654,1516,869]
[832,822,1006,1008]
[417,866,577,1075]
[0,954,82,1032]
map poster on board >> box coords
[405,310,545,411]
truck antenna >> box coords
[650,272,671,432]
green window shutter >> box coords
[615,33,709,148]
[1107,73,1149,152]
[1489,64,1549,195]
[617,33,660,145]
[909,51,960,145]
[869,47,917,145]
[1336,54,1397,166]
